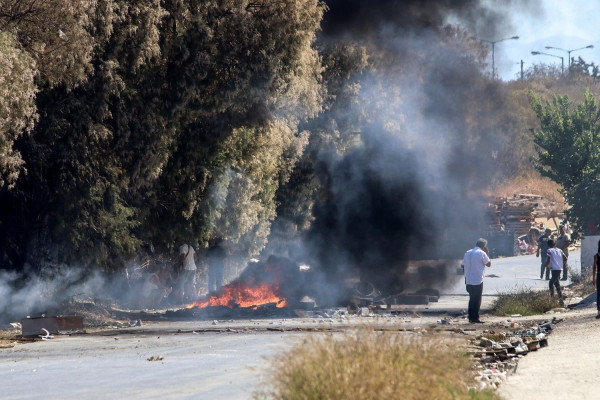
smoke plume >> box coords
[293,0,542,300]
[0,266,110,324]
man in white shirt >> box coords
[179,243,198,302]
[543,239,567,300]
[461,238,491,323]
[555,225,571,281]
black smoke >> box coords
[321,0,540,41]
[292,0,542,299]
[306,124,486,297]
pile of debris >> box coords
[487,195,536,235]
[468,317,560,390]
[485,194,566,257]
[488,194,565,235]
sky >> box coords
[489,0,599,80]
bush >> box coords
[492,287,563,316]
[569,270,584,285]
[256,328,502,400]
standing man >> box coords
[207,237,226,293]
[555,225,571,281]
[536,228,552,280]
[543,239,567,301]
[461,238,491,324]
[179,242,198,302]
[591,239,600,319]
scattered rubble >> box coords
[468,317,562,390]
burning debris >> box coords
[190,282,288,309]
[183,256,311,316]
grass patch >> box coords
[566,270,596,300]
[492,287,563,316]
[480,332,508,343]
[256,328,502,400]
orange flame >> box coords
[187,280,288,309]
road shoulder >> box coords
[498,305,600,400]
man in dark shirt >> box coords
[537,228,552,280]
[207,237,226,293]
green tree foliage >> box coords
[145,0,325,267]
[0,0,96,88]
[530,89,600,231]
[0,0,325,273]
[6,0,588,278]
[501,59,600,184]
[5,0,169,271]
[0,0,96,188]
[0,32,37,188]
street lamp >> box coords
[544,45,594,68]
[481,36,519,78]
[531,51,564,75]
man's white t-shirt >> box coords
[462,246,490,285]
[547,248,565,270]
[179,244,197,271]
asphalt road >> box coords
[0,250,583,399]
[415,249,581,315]
[1,325,299,400]
[451,249,580,294]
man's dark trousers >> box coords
[549,270,563,298]
[466,283,483,322]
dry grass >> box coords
[493,175,564,205]
[256,328,502,400]
[492,287,563,316]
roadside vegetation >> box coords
[567,271,596,299]
[256,329,502,400]
[492,287,563,316]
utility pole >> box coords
[521,60,524,80]
[545,45,594,68]
[531,51,564,75]
[481,36,519,79]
